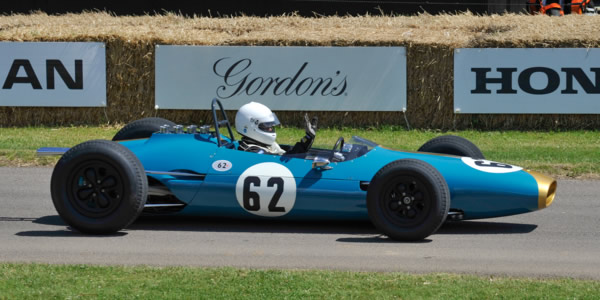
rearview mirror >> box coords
[312,156,332,170]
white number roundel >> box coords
[235,163,296,217]
[461,157,523,174]
[212,160,232,172]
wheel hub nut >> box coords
[403,197,412,204]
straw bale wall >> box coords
[1,12,599,129]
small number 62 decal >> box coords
[212,160,232,172]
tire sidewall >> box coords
[367,159,449,241]
[112,117,175,141]
[418,135,484,159]
[51,140,147,234]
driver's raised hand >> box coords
[304,113,317,138]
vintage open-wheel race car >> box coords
[39,99,556,241]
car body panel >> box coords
[117,132,545,221]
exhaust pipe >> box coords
[526,170,557,209]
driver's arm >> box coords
[287,114,317,154]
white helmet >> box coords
[235,102,280,146]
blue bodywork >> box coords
[117,131,544,221]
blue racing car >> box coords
[40,99,556,241]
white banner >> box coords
[0,42,106,107]
[155,46,406,111]
[454,48,600,114]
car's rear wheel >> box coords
[418,135,484,159]
[112,117,175,141]
[367,159,450,241]
[51,140,147,234]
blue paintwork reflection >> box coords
[119,133,541,221]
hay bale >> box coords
[0,12,599,129]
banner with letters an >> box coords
[0,42,106,107]
[454,48,600,114]
[155,46,406,111]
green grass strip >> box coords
[0,126,598,178]
[0,263,599,299]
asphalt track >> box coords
[1,167,599,279]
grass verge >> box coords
[0,126,598,178]
[1,263,599,299]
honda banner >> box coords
[454,48,600,114]
[0,42,106,107]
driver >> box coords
[235,102,317,155]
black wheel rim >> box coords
[379,175,432,227]
[68,160,126,219]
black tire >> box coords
[418,135,484,159]
[51,140,148,234]
[112,117,175,141]
[367,159,450,241]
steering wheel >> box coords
[332,137,345,152]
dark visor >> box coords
[258,121,277,133]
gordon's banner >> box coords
[155,46,406,111]
[454,48,600,114]
[0,42,106,107]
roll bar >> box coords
[211,98,236,147]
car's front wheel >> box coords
[51,140,147,234]
[367,159,450,241]
[418,135,484,159]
